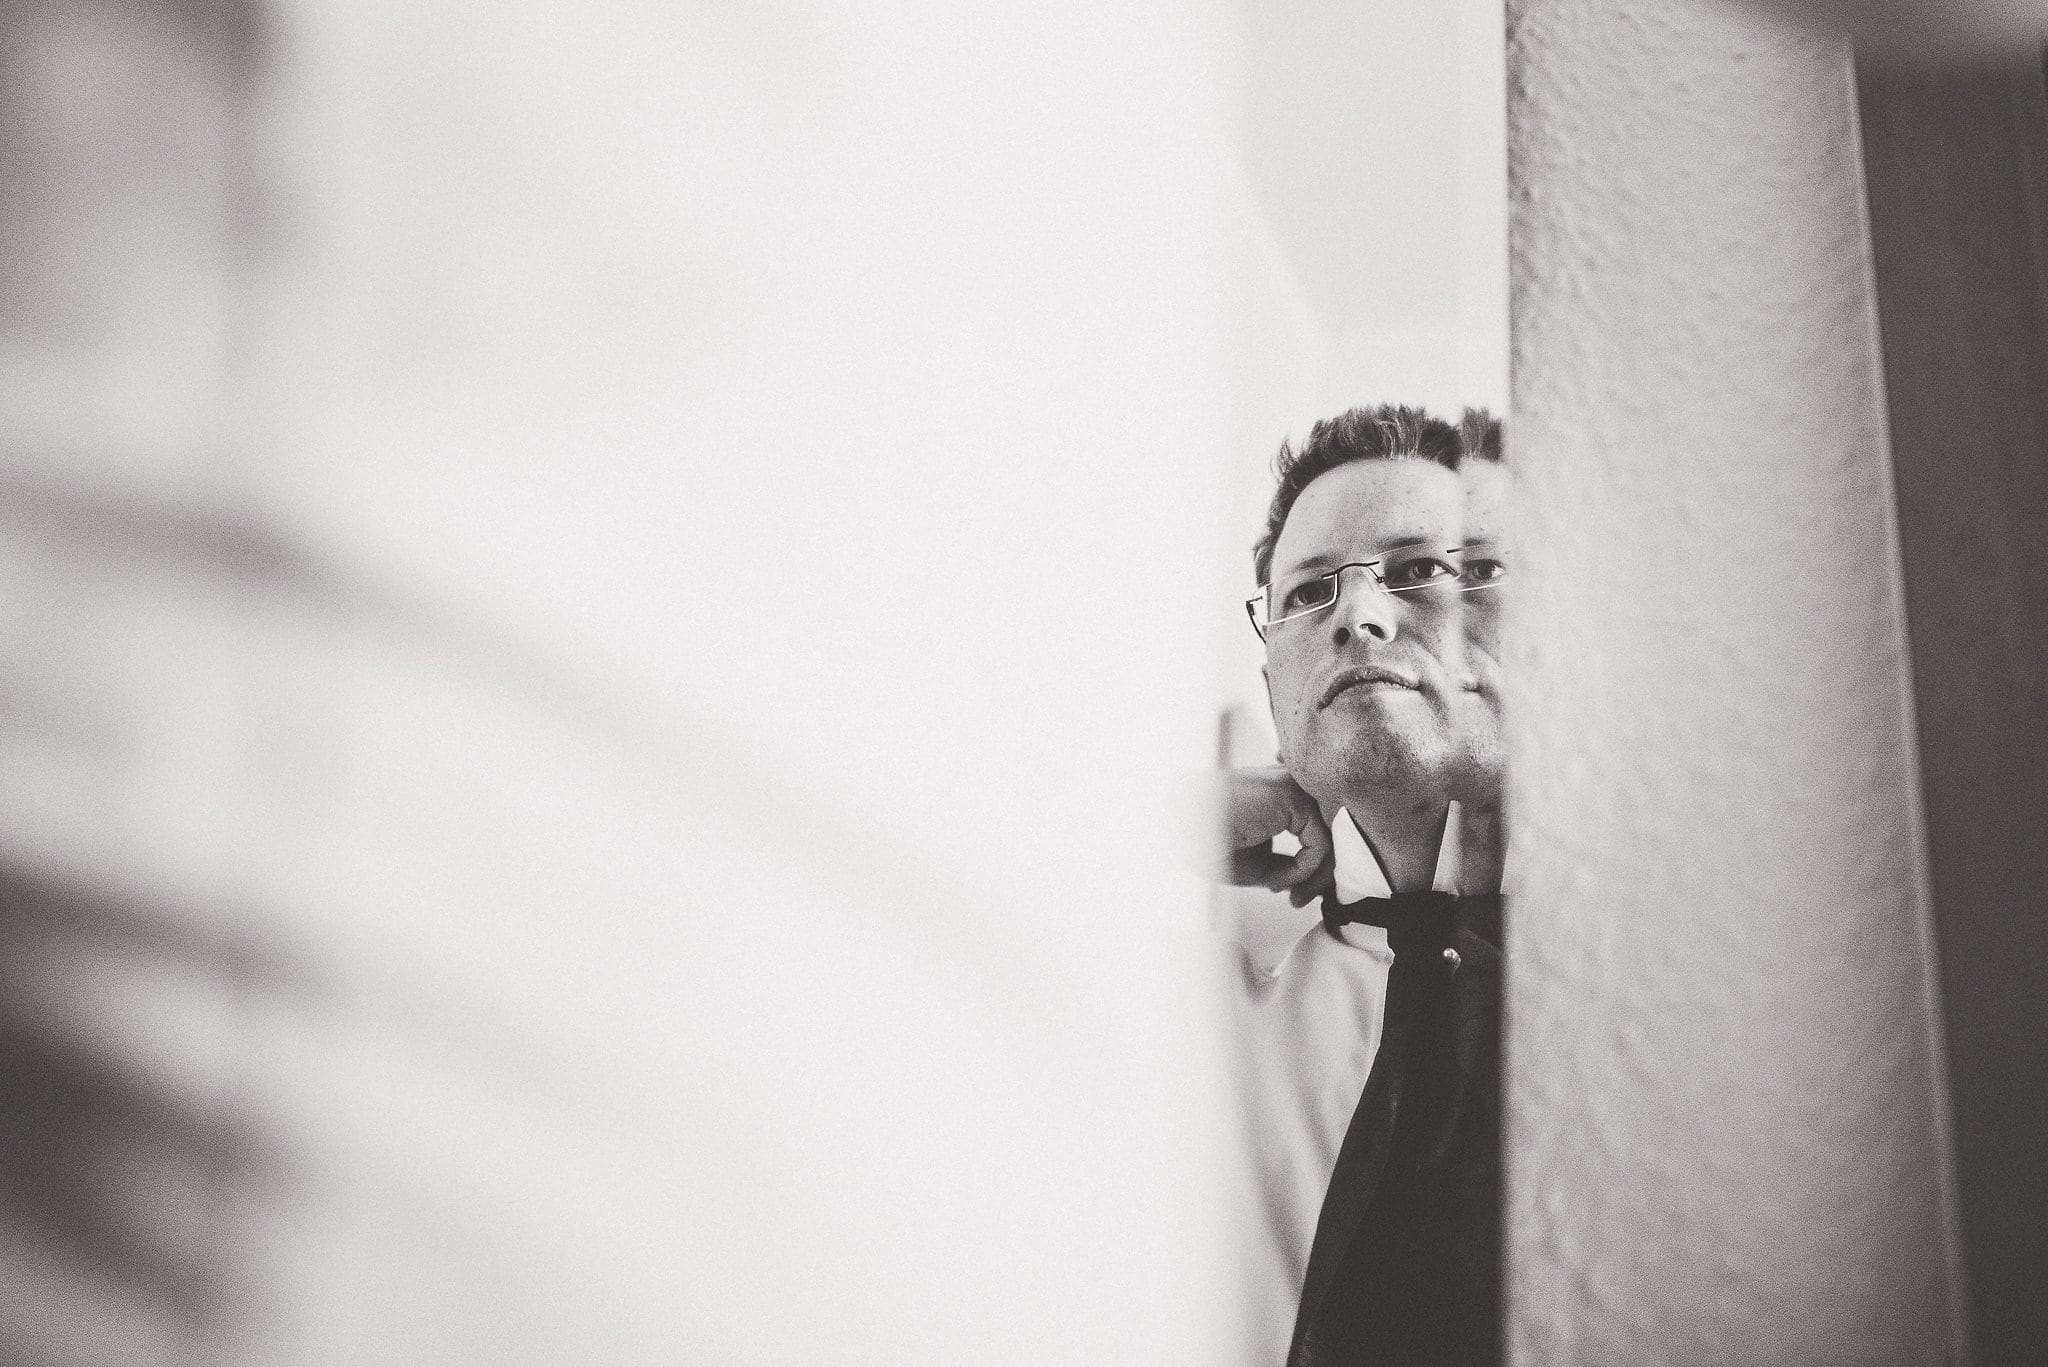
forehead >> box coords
[1459,460,1511,543]
[1270,457,1463,576]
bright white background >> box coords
[0,0,1504,1361]
[1222,0,1508,759]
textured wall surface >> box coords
[1504,2,1961,1363]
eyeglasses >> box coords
[1245,545,1506,641]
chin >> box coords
[1304,722,1457,807]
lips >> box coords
[1319,665,1420,707]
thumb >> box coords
[1290,802,1334,878]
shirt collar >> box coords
[1223,799,1503,977]
[1331,801,1466,902]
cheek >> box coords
[1265,659,1319,742]
[1411,613,1461,655]
[1265,653,1305,706]
[1457,688,1504,727]
[1463,606,1503,657]
[1420,622,1475,685]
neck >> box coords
[1455,801,1505,895]
[1330,792,1451,894]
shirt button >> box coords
[1442,947,1461,971]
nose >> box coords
[1329,569,1398,647]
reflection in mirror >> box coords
[1211,2,1508,1362]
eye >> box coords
[1382,553,1458,590]
[1461,556,1507,587]
[1281,575,1337,612]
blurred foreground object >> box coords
[1,0,1241,1361]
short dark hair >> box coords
[1253,403,1502,584]
[1458,405,1503,464]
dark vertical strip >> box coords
[0,3,270,1365]
[1856,53,2048,1367]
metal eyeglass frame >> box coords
[1244,545,1504,641]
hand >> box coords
[1219,766,1335,908]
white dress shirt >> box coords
[1217,804,1468,1363]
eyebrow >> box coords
[1275,535,1435,580]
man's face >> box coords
[1262,457,1466,814]
[1451,457,1509,803]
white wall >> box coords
[1505,1,1962,1362]
[1222,0,1509,762]
[0,2,1247,1361]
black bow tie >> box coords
[1322,889,1500,950]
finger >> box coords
[1276,815,1333,895]
[1284,834,1337,907]
[1228,848,1301,891]
[1290,805,1334,878]
[1260,831,1327,892]
[1287,864,1336,909]
[1306,857,1336,903]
